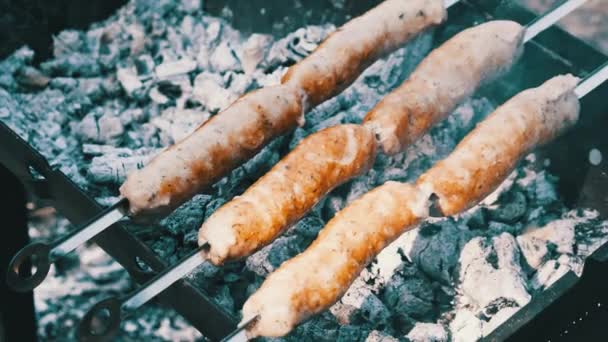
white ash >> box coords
[407,322,449,342]
[2,0,608,341]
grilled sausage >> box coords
[199,124,376,265]
[363,20,525,155]
[120,0,447,221]
[282,0,446,110]
[239,74,580,338]
[241,181,430,338]
[417,74,580,215]
[120,85,305,220]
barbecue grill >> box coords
[1,0,607,341]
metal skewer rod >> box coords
[575,62,608,99]
[78,245,209,340]
[220,316,260,342]
[6,198,129,292]
[524,0,588,42]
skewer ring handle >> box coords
[79,297,122,341]
[6,242,51,292]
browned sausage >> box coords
[240,181,428,338]
[417,74,580,215]
[198,124,376,265]
[282,0,446,109]
[120,85,305,220]
[363,20,525,155]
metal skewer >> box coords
[220,316,260,342]
[6,198,129,292]
[78,245,208,340]
[575,62,608,99]
[523,0,587,42]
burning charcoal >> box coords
[337,325,368,342]
[15,66,50,89]
[155,58,197,79]
[160,194,210,235]
[134,54,156,76]
[246,244,273,277]
[127,23,146,55]
[150,236,178,261]
[210,41,241,73]
[117,67,143,95]
[40,53,101,77]
[192,71,234,112]
[329,302,359,325]
[267,236,301,269]
[365,330,398,342]
[406,323,449,342]
[458,234,530,310]
[205,197,227,220]
[263,25,334,69]
[149,86,170,104]
[77,113,100,141]
[487,189,527,224]
[151,107,210,143]
[449,310,483,342]
[120,108,146,126]
[516,234,549,270]
[241,33,273,74]
[97,114,125,144]
[322,195,345,222]
[241,139,282,177]
[285,215,325,240]
[88,154,149,184]
[406,220,471,283]
[529,256,575,291]
[517,170,559,207]
[53,30,83,58]
[465,208,488,230]
[381,272,434,321]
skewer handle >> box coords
[6,198,128,292]
[79,246,208,340]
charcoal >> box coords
[88,154,150,184]
[151,107,209,143]
[406,323,448,342]
[210,41,241,73]
[15,66,51,89]
[155,58,197,79]
[97,114,125,144]
[458,234,530,310]
[365,330,399,342]
[242,34,274,74]
[381,272,434,320]
[192,71,234,112]
[117,67,143,94]
[487,189,527,224]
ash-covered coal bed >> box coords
[2,0,608,341]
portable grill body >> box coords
[1,0,607,341]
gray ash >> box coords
[2,0,608,341]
